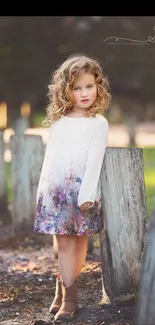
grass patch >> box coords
[143,147,155,217]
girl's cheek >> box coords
[74,94,79,102]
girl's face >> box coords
[71,70,97,111]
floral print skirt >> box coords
[33,174,103,236]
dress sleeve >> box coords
[77,118,109,208]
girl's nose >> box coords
[81,89,88,97]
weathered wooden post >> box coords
[14,116,29,135]
[99,147,148,304]
[136,211,155,325]
[0,130,11,224]
[10,134,45,232]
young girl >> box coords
[33,53,111,322]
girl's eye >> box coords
[73,87,80,91]
[73,85,94,90]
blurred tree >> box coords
[0,16,155,139]
[0,17,64,128]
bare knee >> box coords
[56,235,76,254]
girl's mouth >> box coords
[81,99,89,103]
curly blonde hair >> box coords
[43,53,112,126]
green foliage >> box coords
[143,147,155,217]
[32,113,46,127]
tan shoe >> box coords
[54,281,78,321]
[49,275,62,314]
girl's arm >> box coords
[78,118,109,209]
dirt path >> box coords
[0,232,136,325]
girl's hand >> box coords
[80,202,93,213]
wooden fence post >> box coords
[99,147,148,304]
[136,211,155,325]
[0,130,11,224]
[10,134,45,232]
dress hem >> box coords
[33,229,102,236]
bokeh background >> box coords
[0,16,155,229]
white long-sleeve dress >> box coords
[33,113,109,236]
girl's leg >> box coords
[55,234,88,281]
[56,235,76,287]
[53,235,77,321]
[53,235,89,321]
[74,235,88,279]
